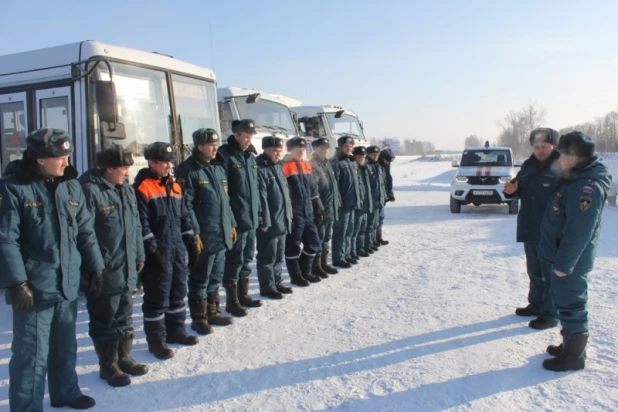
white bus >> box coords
[0,40,219,181]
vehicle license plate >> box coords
[473,190,493,196]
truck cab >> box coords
[293,105,370,155]
[450,144,521,214]
[217,86,300,153]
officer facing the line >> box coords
[0,128,104,411]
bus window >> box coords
[171,74,219,148]
[40,97,70,131]
[0,98,28,172]
[98,64,172,156]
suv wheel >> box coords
[508,200,519,215]
[450,196,461,213]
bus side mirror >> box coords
[96,80,126,140]
[291,111,298,132]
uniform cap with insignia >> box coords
[192,128,219,146]
[529,127,559,146]
[380,148,396,162]
[352,146,367,156]
[26,128,73,159]
[337,135,355,147]
[144,142,176,162]
[262,136,284,149]
[366,145,381,155]
[312,137,330,148]
[96,143,135,169]
[286,136,307,150]
[232,119,257,135]
[558,131,596,159]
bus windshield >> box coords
[325,113,365,139]
[235,98,296,134]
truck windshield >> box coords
[460,149,512,167]
[235,98,296,134]
[326,113,365,139]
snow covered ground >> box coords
[0,158,617,411]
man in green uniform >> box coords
[176,128,235,335]
[503,128,561,329]
[365,146,386,252]
[539,132,611,372]
[256,136,294,298]
[352,146,373,258]
[0,128,104,411]
[80,144,149,387]
[310,137,341,276]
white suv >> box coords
[450,146,521,214]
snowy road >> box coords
[0,159,617,411]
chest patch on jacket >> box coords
[556,192,564,199]
[24,201,44,208]
[552,204,560,215]
[69,200,79,207]
[199,180,210,185]
[579,196,592,212]
[232,164,242,169]
[100,205,114,212]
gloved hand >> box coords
[136,261,145,273]
[196,235,204,254]
[86,270,104,297]
[231,227,238,244]
[9,281,33,311]
[151,250,167,273]
[314,208,325,226]
[187,243,200,268]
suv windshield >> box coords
[460,149,512,167]
[325,113,365,139]
[235,98,296,134]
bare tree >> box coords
[464,134,483,148]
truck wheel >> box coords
[508,200,519,215]
[450,196,461,213]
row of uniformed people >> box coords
[0,122,395,411]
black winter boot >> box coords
[364,247,375,255]
[225,283,248,317]
[148,340,174,360]
[260,289,284,299]
[529,316,558,330]
[321,251,338,274]
[238,277,262,308]
[207,294,234,326]
[290,273,310,287]
[547,329,568,357]
[276,285,293,294]
[543,332,588,372]
[515,304,539,317]
[346,257,359,265]
[189,299,213,335]
[94,340,131,387]
[376,227,389,245]
[312,251,329,279]
[118,329,149,376]
[373,230,381,250]
[51,395,96,409]
[303,272,322,283]
[357,250,370,258]
[166,331,199,346]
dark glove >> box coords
[187,243,200,268]
[9,281,33,311]
[314,208,325,226]
[151,250,167,273]
[86,270,104,297]
[136,261,145,273]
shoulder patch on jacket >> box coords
[579,196,592,212]
[552,203,560,215]
[176,177,186,189]
[581,185,595,194]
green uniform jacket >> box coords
[79,169,145,294]
[331,149,361,211]
[358,163,374,214]
[539,159,612,275]
[256,153,293,236]
[176,149,236,251]
[311,155,341,221]
[366,158,386,209]
[218,136,260,233]
[505,151,560,244]
[0,155,104,303]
